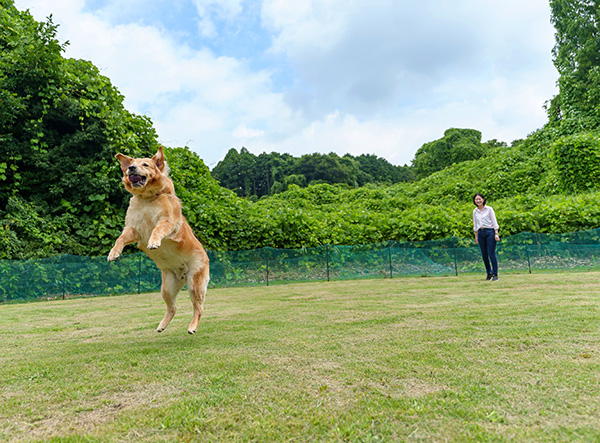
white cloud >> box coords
[14,0,559,168]
[263,0,557,115]
[262,0,353,53]
[233,124,266,140]
[192,0,244,37]
[270,111,416,164]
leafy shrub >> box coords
[552,133,600,193]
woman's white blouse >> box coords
[473,206,499,232]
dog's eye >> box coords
[142,163,149,167]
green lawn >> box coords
[1,272,599,442]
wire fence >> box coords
[2,228,600,302]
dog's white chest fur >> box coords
[125,197,163,243]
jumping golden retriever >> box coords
[108,147,209,334]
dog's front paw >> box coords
[107,250,120,261]
[147,238,161,250]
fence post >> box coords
[525,245,531,274]
[388,242,393,279]
[265,248,270,287]
[62,254,66,300]
[137,253,143,294]
[325,244,330,282]
[453,249,458,276]
[453,237,459,276]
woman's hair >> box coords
[473,193,486,205]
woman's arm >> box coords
[473,210,479,243]
[489,207,500,241]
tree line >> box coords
[1,0,599,259]
[211,149,414,198]
[211,130,508,198]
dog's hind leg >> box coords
[157,270,185,332]
[187,265,209,334]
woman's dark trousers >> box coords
[477,228,498,277]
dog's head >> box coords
[115,147,170,195]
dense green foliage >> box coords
[210,148,296,197]
[2,0,600,260]
[411,128,487,178]
[548,0,600,132]
[552,132,600,192]
[211,148,414,197]
[0,2,160,258]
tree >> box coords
[296,152,358,186]
[482,139,508,150]
[212,149,301,197]
[255,151,297,197]
[547,0,600,131]
[411,128,485,179]
[0,1,159,257]
[212,148,250,196]
[351,153,415,183]
[270,174,307,194]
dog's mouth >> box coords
[128,174,147,187]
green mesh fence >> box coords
[2,228,600,302]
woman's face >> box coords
[474,195,485,207]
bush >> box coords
[552,132,600,193]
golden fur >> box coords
[108,147,209,334]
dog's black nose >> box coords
[128,165,137,172]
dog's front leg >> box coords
[108,227,139,261]
[147,220,176,250]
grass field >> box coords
[1,271,600,442]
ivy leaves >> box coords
[552,133,600,193]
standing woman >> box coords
[473,193,500,281]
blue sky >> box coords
[15,0,558,168]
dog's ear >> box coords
[116,153,134,172]
[152,146,166,172]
